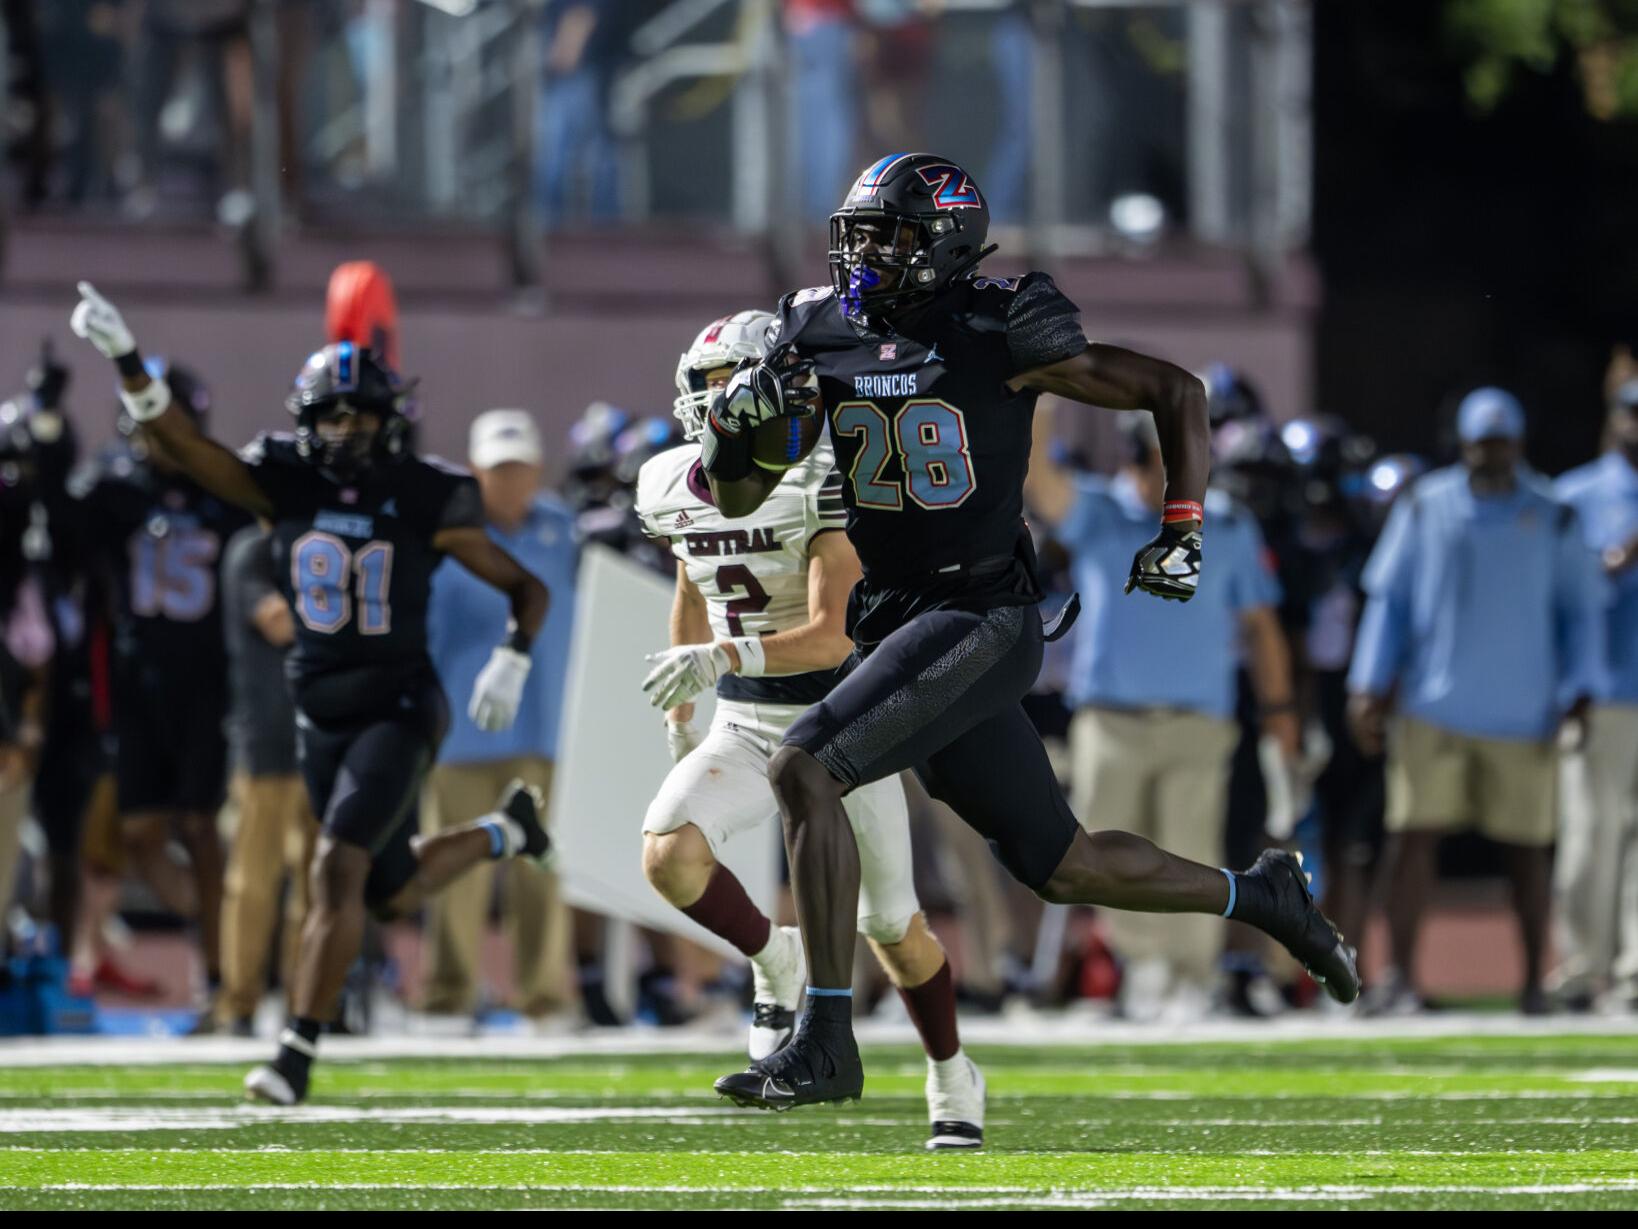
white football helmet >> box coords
[673,309,777,441]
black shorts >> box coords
[114,667,228,815]
[783,603,1079,890]
[296,676,449,911]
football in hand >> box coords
[750,409,823,472]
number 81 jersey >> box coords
[241,433,484,720]
[636,439,847,705]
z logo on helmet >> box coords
[917,165,982,210]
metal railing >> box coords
[0,0,1312,295]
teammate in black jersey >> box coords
[704,154,1359,1110]
[72,284,553,1105]
[67,362,251,1020]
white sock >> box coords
[748,926,787,971]
[928,1051,968,1081]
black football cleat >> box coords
[714,1023,864,1111]
[1234,850,1360,1004]
[500,779,552,863]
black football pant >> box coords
[783,603,1079,890]
[296,681,448,912]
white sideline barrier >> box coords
[549,545,781,960]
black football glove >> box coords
[1125,523,1202,602]
[709,346,820,436]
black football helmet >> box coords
[829,153,994,324]
[285,341,413,479]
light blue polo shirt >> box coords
[1347,465,1607,740]
[1557,452,1638,705]
[428,494,579,764]
[1059,474,1281,718]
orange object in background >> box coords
[325,261,400,370]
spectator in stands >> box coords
[984,2,1036,226]
[1348,388,1607,1016]
[216,526,315,1036]
[785,0,859,222]
[535,1,629,226]
[1026,408,1298,1022]
[421,410,577,1027]
[1552,383,1638,1012]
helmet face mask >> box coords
[672,310,777,441]
[828,153,990,325]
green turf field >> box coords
[4,1032,1638,1209]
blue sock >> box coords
[478,820,507,860]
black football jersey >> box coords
[241,434,483,722]
[75,453,252,674]
[772,272,1087,643]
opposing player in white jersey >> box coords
[636,311,984,1150]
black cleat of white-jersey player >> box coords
[700,155,1357,1111]
[71,284,553,1106]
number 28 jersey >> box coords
[772,272,1088,644]
[635,439,846,705]
[241,434,483,722]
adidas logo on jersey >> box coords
[673,510,694,530]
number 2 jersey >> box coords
[240,434,483,724]
[771,272,1088,645]
[635,438,847,705]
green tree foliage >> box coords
[1444,0,1638,117]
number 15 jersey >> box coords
[636,439,847,705]
[771,272,1088,645]
[241,433,483,723]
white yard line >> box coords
[6,1111,1637,1136]
[3,1012,1635,1066]
[11,1179,1638,1198]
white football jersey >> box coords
[635,439,846,644]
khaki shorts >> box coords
[1386,716,1557,846]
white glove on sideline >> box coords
[469,646,531,732]
[70,282,137,359]
[642,643,733,710]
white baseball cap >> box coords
[470,408,543,469]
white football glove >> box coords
[642,643,733,711]
[70,281,137,360]
[469,646,531,732]
[665,718,702,764]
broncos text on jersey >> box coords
[240,433,483,722]
[636,436,847,704]
[770,272,1087,645]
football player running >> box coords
[637,311,985,1149]
[71,284,553,1105]
[704,154,1359,1110]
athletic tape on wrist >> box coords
[729,636,767,678]
[119,377,171,423]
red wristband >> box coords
[1162,500,1204,525]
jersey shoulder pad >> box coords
[635,444,702,537]
[775,286,839,348]
[396,454,482,537]
[1001,271,1087,375]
